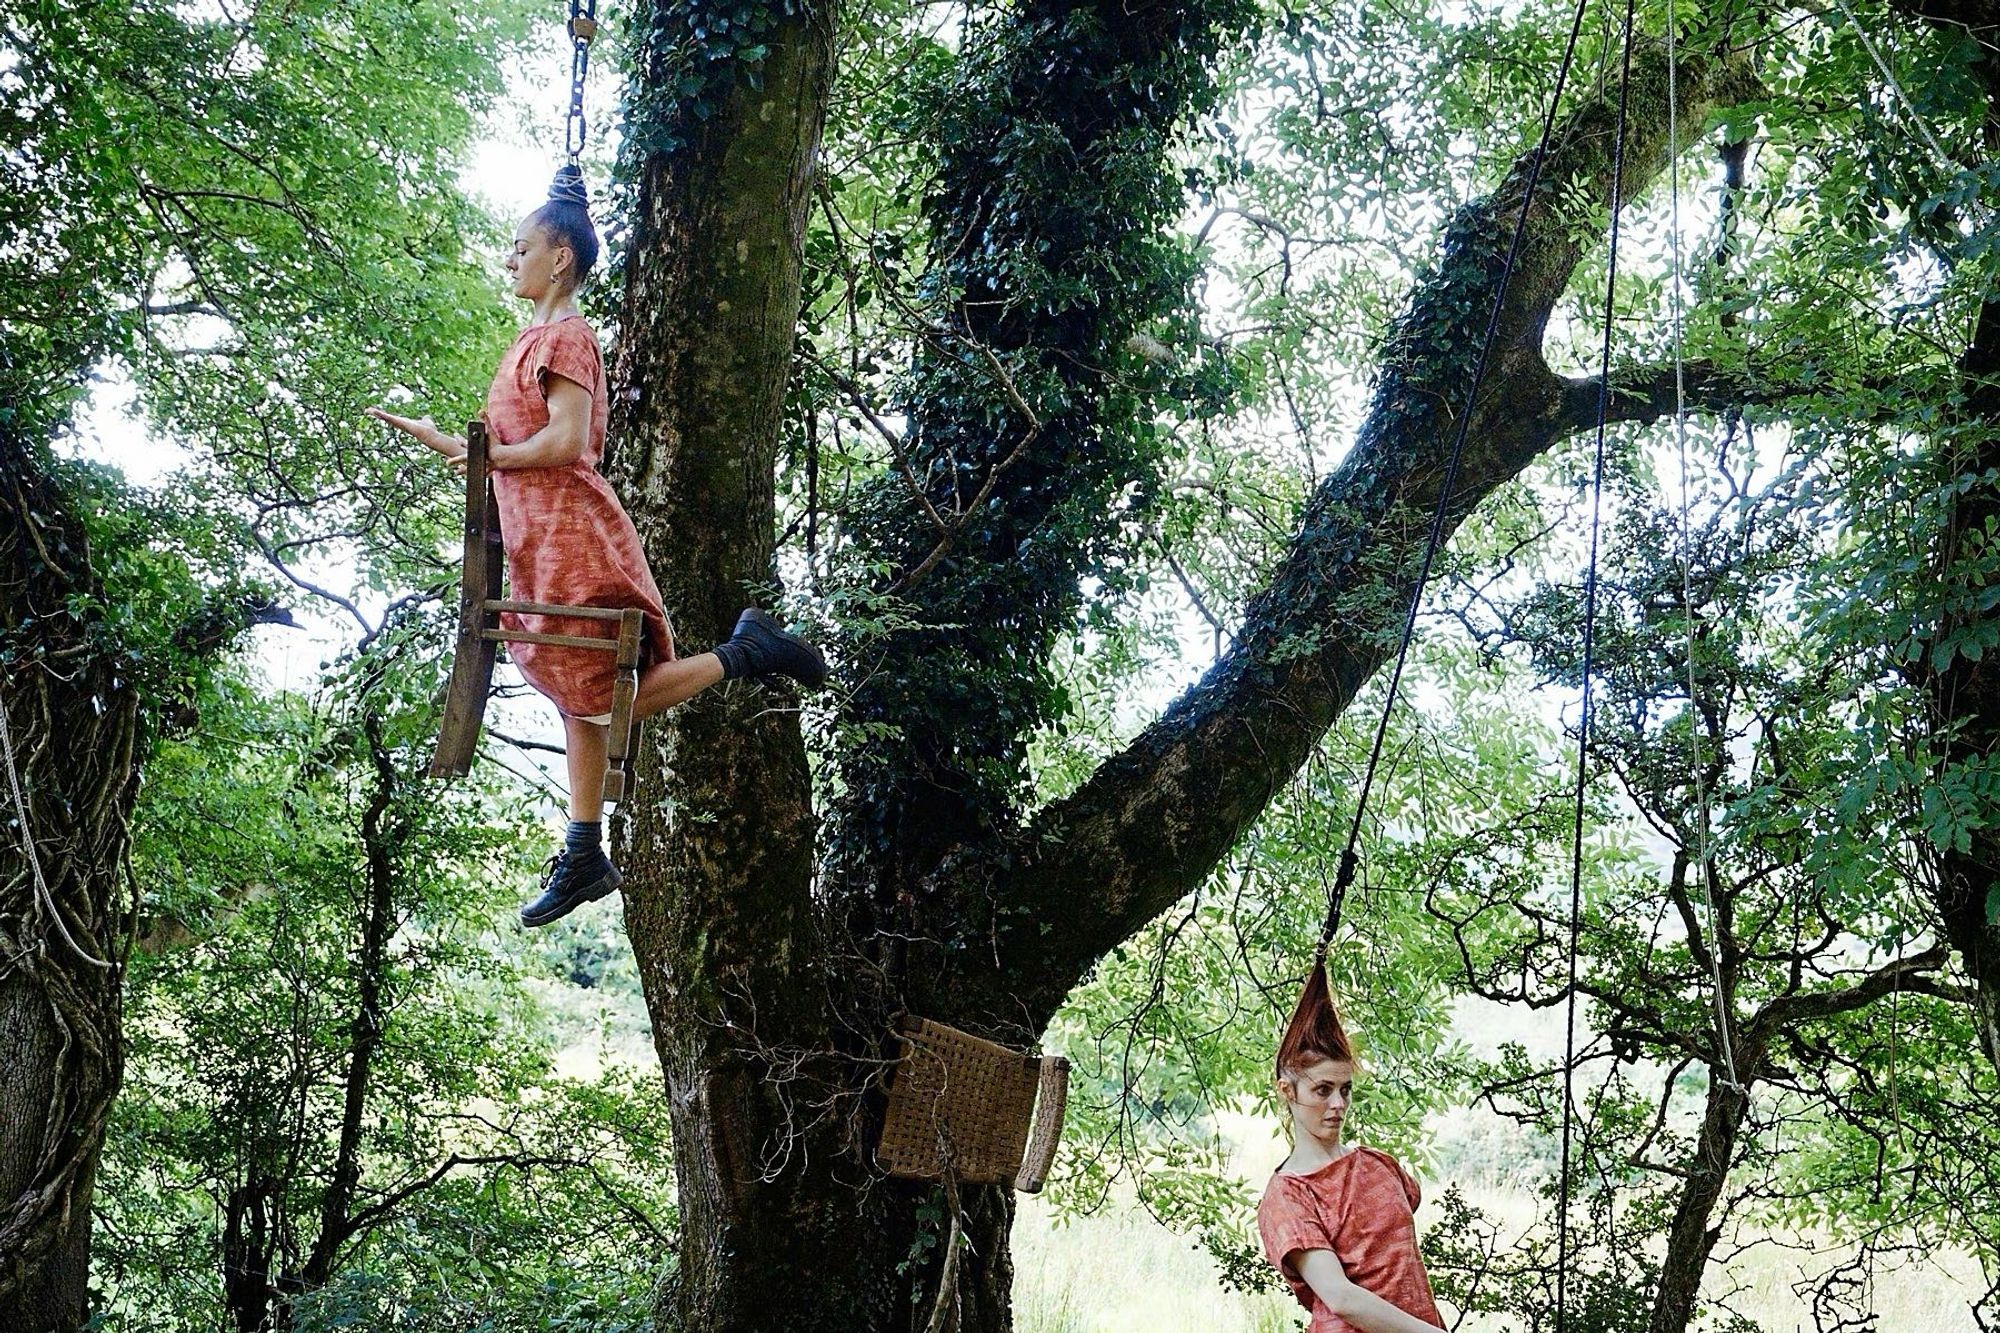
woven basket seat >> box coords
[877,1015,1069,1193]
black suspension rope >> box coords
[1556,0,1638,1323]
[1311,0,1600,963]
[1287,0,1643,1320]
[565,0,599,164]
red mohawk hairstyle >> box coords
[1275,960,1354,1081]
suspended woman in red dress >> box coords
[369,167,825,927]
[1258,965,1445,1332]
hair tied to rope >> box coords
[548,164,589,209]
[1276,958,1354,1079]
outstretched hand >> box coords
[365,406,466,466]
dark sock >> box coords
[712,639,750,680]
[565,819,607,865]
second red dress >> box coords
[482,315,675,718]
[1256,1145,1444,1332]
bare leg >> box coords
[634,652,725,719]
[563,713,610,822]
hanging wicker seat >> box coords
[876,1015,1069,1193]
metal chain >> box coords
[566,0,599,163]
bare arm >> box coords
[364,407,466,459]
[1291,1250,1442,1333]
[486,372,591,470]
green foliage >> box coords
[5,0,532,650]
[100,645,677,1330]
[4,2,691,1327]
[20,0,2000,1324]
[821,0,1262,907]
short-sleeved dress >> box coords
[1256,1146,1443,1332]
[483,315,675,719]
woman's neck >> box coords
[530,291,581,325]
[1285,1134,1350,1172]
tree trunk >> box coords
[0,430,142,1332]
[1647,1078,1753,1333]
[1898,0,2000,1075]
[606,6,873,1329]
[221,1176,281,1333]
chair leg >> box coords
[603,609,643,804]
[431,422,500,779]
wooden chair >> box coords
[429,420,644,801]
[876,1015,1070,1193]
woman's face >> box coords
[1279,1056,1354,1148]
[506,221,572,301]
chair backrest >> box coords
[428,420,502,779]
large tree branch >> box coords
[1745,944,1953,1043]
[1558,358,1905,432]
[963,40,1766,1028]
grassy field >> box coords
[1012,1180,1989,1332]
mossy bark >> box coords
[606,6,878,1329]
[0,433,140,1332]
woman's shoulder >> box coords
[517,315,605,391]
[1266,1147,1352,1192]
[1257,1165,1310,1223]
[1350,1145,1423,1207]
[1343,1144,1415,1179]
[516,313,600,345]
[1349,1143,1403,1167]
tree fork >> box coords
[963,40,1764,1030]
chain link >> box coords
[565,0,598,162]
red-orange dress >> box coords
[1256,1146,1443,1332]
[483,315,674,718]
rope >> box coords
[1666,0,1745,1097]
[1829,0,1956,168]
[565,0,599,163]
[0,694,113,970]
[1312,0,1601,962]
[1556,0,1637,1322]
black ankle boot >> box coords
[519,847,622,928]
[713,608,828,688]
